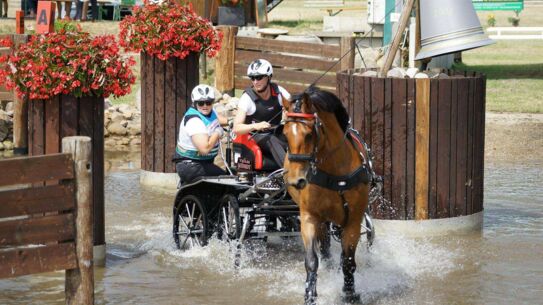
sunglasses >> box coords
[196,100,213,106]
[249,75,266,81]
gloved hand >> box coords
[212,125,225,138]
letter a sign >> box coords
[36,1,56,34]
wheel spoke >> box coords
[221,207,230,235]
[186,203,194,227]
[181,234,190,249]
[179,215,191,232]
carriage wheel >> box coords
[361,212,375,247]
[173,195,208,250]
[216,194,241,241]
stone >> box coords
[127,122,141,136]
[105,139,116,147]
[120,120,128,128]
[0,109,11,122]
[121,111,133,120]
[107,122,127,136]
[119,138,130,145]
[3,140,13,150]
[406,68,419,78]
[0,142,4,150]
[0,121,9,141]
[104,127,109,137]
[5,102,14,113]
[386,67,407,78]
[110,112,124,123]
[135,87,141,111]
[360,70,378,77]
[414,72,429,79]
[130,138,141,146]
[118,104,132,114]
[104,99,113,110]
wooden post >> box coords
[380,0,416,77]
[214,26,238,96]
[415,78,430,220]
[63,136,94,305]
[16,11,25,34]
[11,34,29,155]
[339,36,355,71]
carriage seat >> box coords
[233,134,281,171]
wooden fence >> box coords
[140,52,199,173]
[338,70,485,220]
[215,26,355,95]
[0,136,94,304]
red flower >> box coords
[118,0,222,61]
[0,29,136,100]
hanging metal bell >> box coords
[415,0,494,60]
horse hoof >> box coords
[342,292,361,304]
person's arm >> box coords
[217,113,228,126]
[233,110,270,135]
[191,132,221,155]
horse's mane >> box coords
[293,86,350,132]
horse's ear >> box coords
[301,92,315,114]
[281,94,291,111]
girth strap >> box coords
[307,165,370,192]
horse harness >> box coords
[285,102,377,227]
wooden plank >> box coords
[236,49,340,72]
[383,78,393,218]
[60,95,78,139]
[236,36,340,58]
[391,78,407,220]
[143,53,155,172]
[234,63,336,88]
[475,76,486,213]
[0,153,74,187]
[415,78,430,220]
[175,56,188,147]
[93,97,105,246]
[448,79,458,217]
[0,213,75,246]
[215,26,238,95]
[45,96,60,155]
[234,77,313,95]
[165,57,177,173]
[0,243,77,278]
[466,78,475,215]
[363,75,372,143]
[352,74,365,132]
[370,77,384,217]
[31,100,45,156]
[154,57,165,173]
[336,71,350,121]
[406,79,416,219]
[455,78,469,216]
[436,79,452,218]
[28,100,34,156]
[428,79,439,218]
[339,36,355,71]
[0,184,75,218]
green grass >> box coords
[453,40,543,113]
[267,19,323,34]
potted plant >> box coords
[118,0,223,174]
[0,26,136,219]
[218,0,246,26]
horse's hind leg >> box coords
[341,222,361,303]
[301,214,319,305]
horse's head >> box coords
[282,92,321,190]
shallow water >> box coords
[0,151,541,305]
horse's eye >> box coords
[304,133,312,142]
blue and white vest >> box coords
[176,107,220,161]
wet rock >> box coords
[107,122,127,136]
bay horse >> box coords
[282,86,371,304]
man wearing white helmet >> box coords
[233,59,291,167]
[175,84,227,184]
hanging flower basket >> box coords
[0,28,136,100]
[119,0,223,61]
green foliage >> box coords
[486,14,496,27]
[54,20,81,33]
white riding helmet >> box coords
[191,84,215,104]
[247,59,273,77]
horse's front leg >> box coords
[300,213,319,305]
[341,221,361,303]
